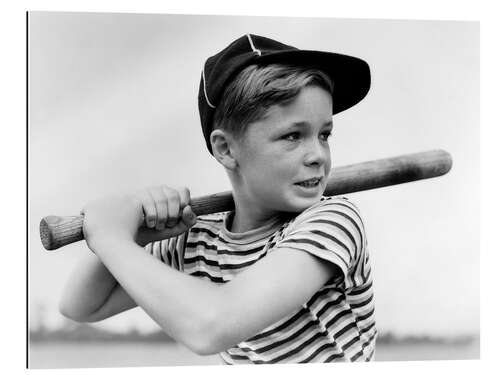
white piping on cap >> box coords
[202,67,216,109]
[246,34,262,56]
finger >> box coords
[181,205,197,227]
[163,187,181,228]
[140,191,157,229]
[166,206,196,236]
[149,187,168,231]
[178,186,191,210]
[154,206,196,238]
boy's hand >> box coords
[81,194,144,252]
[80,186,197,252]
[134,186,197,246]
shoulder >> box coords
[282,196,366,256]
[276,196,366,277]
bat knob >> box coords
[40,215,85,250]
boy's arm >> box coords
[59,250,137,322]
[90,235,338,355]
[80,193,351,356]
[59,186,194,322]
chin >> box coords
[279,194,323,213]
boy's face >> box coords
[232,85,333,214]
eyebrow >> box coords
[288,120,333,128]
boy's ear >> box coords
[210,129,238,170]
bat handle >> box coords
[39,192,235,251]
[40,215,84,250]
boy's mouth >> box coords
[295,177,322,188]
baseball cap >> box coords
[198,34,371,154]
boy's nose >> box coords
[303,140,328,167]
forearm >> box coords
[92,237,221,354]
[59,251,118,321]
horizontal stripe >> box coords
[335,322,358,341]
[310,209,363,242]
[218,253,265,270]
[189,270,224,283]
[298,342,342,363]
[184,255,219,267]
[240,319,317,354]
[310,229,354,261]
[315,294,346,318]
[308,219,358,252]
[245,329,330,364]
[341,335,361,352]
[197,216,224,223]
[217,246,266,256]
[325,308,352,329]
[358,307,375,321]
[247,307,308,342]
[186,240,219,251]
[324,351,347,362]
[349,332,377,361]
[218,235,271,246]
[189,226,219,239]
[307,285,343,308]
[279,238,350,269]
[185,251,268,272]
[177,197,375,363]
[350,293,374,309]
[359,321,376,336]
[329,201,364,224]
[348,283,373,298]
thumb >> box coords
[181,205,197,227]
[152,205,196,239]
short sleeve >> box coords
[275,197,366,281]
[143,232,188,271]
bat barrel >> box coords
[325,149,452,195]
[40,149,452,251]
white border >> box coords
[3,1,497,374]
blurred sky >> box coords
[29,12,479,336]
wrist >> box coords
[86,232,137,254]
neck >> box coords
[228,195,283,233]
[226,171,287,233]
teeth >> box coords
[298,178,319,187]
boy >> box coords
[59,34,376,364]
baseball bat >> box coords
[39,149,452,251]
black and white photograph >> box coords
[28,11,479,369]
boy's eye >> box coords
[282,132,300,141]
[320,131,332,141]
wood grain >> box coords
[40,149,452,250]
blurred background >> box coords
[28,12,479,368]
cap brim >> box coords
[256,50,371,115]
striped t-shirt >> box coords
[145,196,376,363]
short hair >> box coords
[212,64,334,139]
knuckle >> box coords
[162,187,176,199]
[180,186,190,200]
[151,186,162,197]
[166,217,178,226]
